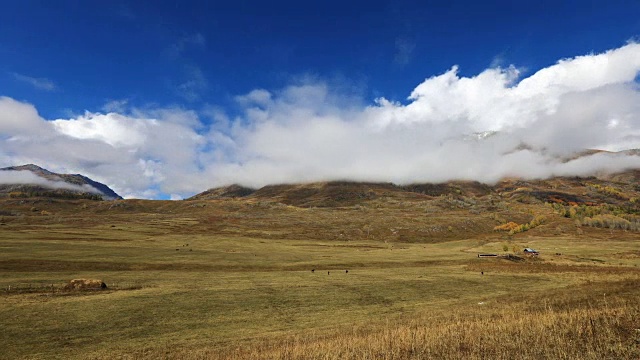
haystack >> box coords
[64,279,107,290]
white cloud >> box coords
[52,112,151,147]
[0,97,52,136]
[235,89,272,107]
[11,73,56,91]
[1,43,640,199]
[199,42,640,188]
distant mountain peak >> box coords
[0,164,122,200]
[4,164,51,173]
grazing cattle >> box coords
[345,270,348,274]
[311,269,315,273]
[328,271,330,275]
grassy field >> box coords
[0,196,639,359]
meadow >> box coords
[0,193,638,359]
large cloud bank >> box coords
[1,43,640,199]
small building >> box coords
[523,248,539,255]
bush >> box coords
[495,216,546,235]
[493,222,519,232]
[587,183,629,200]
[582,214,639,231]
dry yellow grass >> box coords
[89,280,640,360]
[0,190,639,359]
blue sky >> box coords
[1,1,640,199]
[3,1,639,118]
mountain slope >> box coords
[0,164,122,200]
[190,169,640,209]
[188,181,427,207]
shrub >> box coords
[587,183,629,200]
[493,222,519,232]
[495,216,546,235]
[582,214,639,231]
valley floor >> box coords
[0,197,638,359]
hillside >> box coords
[189,170,640,209]
[0,169,627,244]
[0,164,122,200]
[1,168,639,359]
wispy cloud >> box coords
[165,33,206,59]
[490,52,507,68]
[102,99,129,113]
[176,65,208,102]
[394,37,416,66]
[1,43,640,199]
[163,33,208,102]
[11,72,56,91]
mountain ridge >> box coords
[188,170,640,208]
[0,164,122,200]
